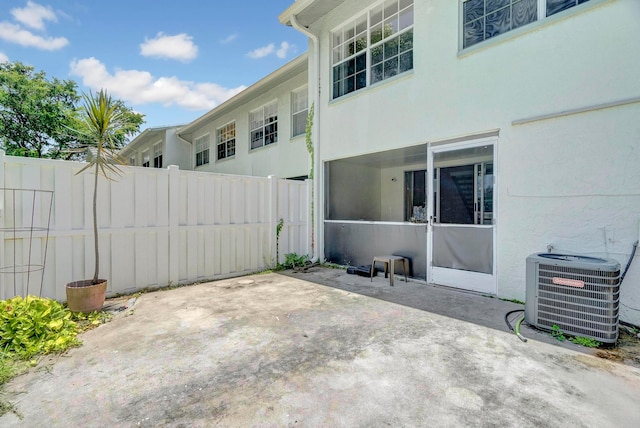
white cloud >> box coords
[11,1,57,31]
[247,43,274,59]
[140,33,198,62]
[0,22,67,50]
[0,52,8,63]
[220,33,238,44]
[247,41,295,59]
[276,41,292,59]
[69,57,247,111]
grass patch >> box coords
[0,354,28,418]
[320,262,346,270]
[551,324,602,348]
[499,298,525,305]
[569,336,602,348]
[0,396,21,419]
[0,354,27,387]
[482,295,526,305]
[72,310,113,332]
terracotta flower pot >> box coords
[66,279,107,313]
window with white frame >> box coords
[250,101,278,150]
[291,86,308,138]
[332,0,414,100]
[129,156,136,166]
[142,150,150,168]
[153,143,163,168]
[195,135,210,167]
[217,122,236,160]
[462,0,592,49]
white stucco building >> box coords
[120,125,191,171]
[279,0,640,323]
[177,54,310,179]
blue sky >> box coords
[0,0,307,130]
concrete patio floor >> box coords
[2,267,640,427]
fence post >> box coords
[0,151,5,223]
[0,151,5,212]
[268,175,278,266]
[168,165,180,284]
[0,151,5,299]
[53,163,72,301]
[0,150,5,195]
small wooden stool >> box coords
[370,255,409,286]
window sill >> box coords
[457,0,613,58]
[215,156,235,164]
[328,69,415,107]
[249,142,278,153]
[291,133,305,141]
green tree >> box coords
[72,90,137,284]
[0,61,79,158]
[0,61,144,159]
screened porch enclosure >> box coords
[324,142,495,285]
[324,145,429,279]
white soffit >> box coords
[281,0,347,27]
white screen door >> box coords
[427,139,497,294]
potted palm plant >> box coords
[65,90,137,312]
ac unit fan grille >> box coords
[538,313,618,341]
[537,285,619,308]
[537,292,619,316]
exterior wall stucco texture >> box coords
[190,70,310,179]
[309,0,640,323]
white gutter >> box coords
[175,132,193,145]
[178,54,308,137]
[279,0,315,25]
[290,14,322,263]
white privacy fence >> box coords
[0,152,311,301]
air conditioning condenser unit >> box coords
[525,253,620,344]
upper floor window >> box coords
[217,122,236,160]
[153,143,163,168]
[291,86,308,138]
[195,135,210,167]
[129,156,136,166]
[142,150,150,168]
[250,101,278,150]
[462,0,591,49]
[332,0,414,100]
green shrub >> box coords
[0,296,81,360]
[551,324,566,341]
[0,296,111,416]
[282,253,309,269]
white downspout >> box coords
[290,14,322,263]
